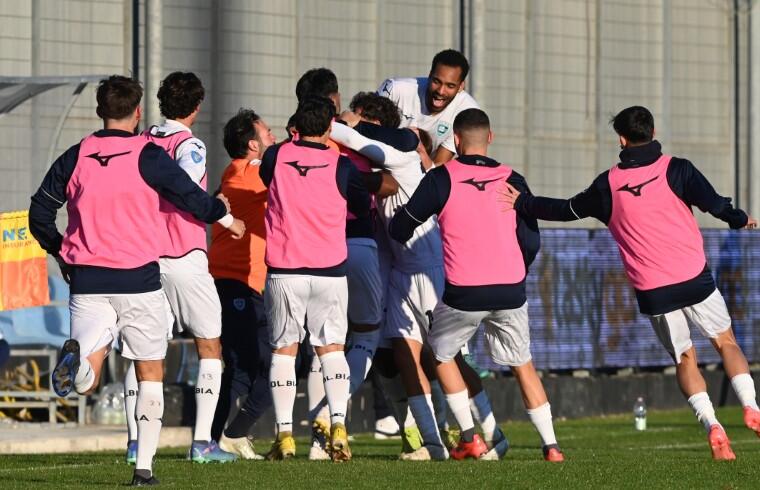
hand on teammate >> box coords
[744,216,758,229]
[498,182,521,211]
[228,218,246,240]
[217,193,231,214]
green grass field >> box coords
[2,406,759,489]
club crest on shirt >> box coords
[233,298,246,311]
[191,150,203,163]
[436,122,449,136]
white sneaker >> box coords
[308,419,331,461]
[219,434,264,460]
[399,444,449,461]
[479,430,509,461]
[374,415,401,439]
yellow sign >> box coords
[0,210,49,311]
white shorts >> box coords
[429,302,531,366]
[647,288,731,364]
[265,274,348,349]
[383,266,445,344]
[160,252,222,339]
[70,290,169,361]
[347,238,383,325]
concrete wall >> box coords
[0,0,754,228]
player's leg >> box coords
[53,295,118,397]
[124,361,138,464]
[686,289,760,437]
[217,283,270,459]
[116,290,170,485]
[387,269,447,460]
[649,308,735,460]
[485,304,562,461]
[161,269,235,463]
[345,241,383,393]
[309,275,352,462]
[428,303,488,460]
[306,349,332,460]
[265,274,308,460]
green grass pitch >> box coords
[1,406,759,489]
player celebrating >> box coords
[140,71,242,464]
[378,49,478,165]
[260,96,370,462]
[29,75,231,485]
[332,95,508,460]
[208,109,277,459]
[500,105,760,460]
[389,108,563,462]
[294,68,401,460]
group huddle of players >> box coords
[28,49,760,486]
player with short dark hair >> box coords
[389,108,564,462]
[378,49,479,165]
[135,71,243,465]
[259,96,371,462]
[500,105,760,460]
[207,108,277,459]
[29,75,230,485]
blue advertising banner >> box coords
[470,229,760,370]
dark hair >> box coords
[611,106,654,144]
[295,68,339,102]
[430,49,470,81]
[349,92,401,128]
[95,75,143,120]
[223,109,261,159]
[294,96,335,137]
[157,71,205,120]
[453,108,490,134]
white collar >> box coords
[162,119,193,134]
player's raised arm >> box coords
[138,143,228,224]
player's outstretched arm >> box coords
[139,143,227,224]
[500,172,611,224]
[330,120,414,170]
[667,158,750,229]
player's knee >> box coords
[196,337,222,359]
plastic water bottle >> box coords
[633,397,647,431]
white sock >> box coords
[270,353,297,433]
[731,373,759,410]
[74,357,95,394]
[526,402,558,447]
[307,355,328,422]
[688,392,720,432]
[135,381,164,473]
[446,389,475,432]
[408,393,444,447]
[404,407,416,428]
[124,362,138,441]
[346,329,380,393]
[193,358,222,442]
[320,351,351,426]
[430,380,448,430]
[470,390,498,442]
